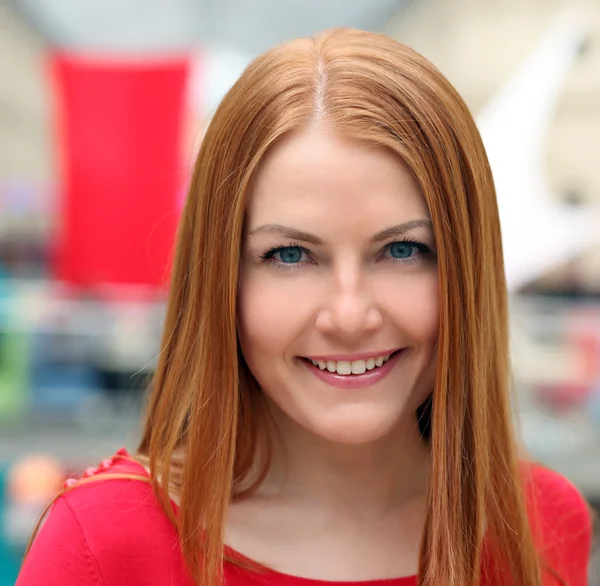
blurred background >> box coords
[0,0,599,583]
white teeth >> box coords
[309,353,396,376]
[351,360,367,375]
[336,361,352,375]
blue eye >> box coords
[260,244,310,267]
[389,242,417,259]
[277,246,303,263]
[385,240,433,263]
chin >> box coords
[308,410,409,445]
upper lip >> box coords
[303,348,402,362]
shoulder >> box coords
[18,450,190,586]
[61,451,179,548]
[524,464,593,584]
[525,464,592,542]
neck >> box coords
[259,406,431,517]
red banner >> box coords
[49,53,190,288]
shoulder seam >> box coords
[60,497,108,586]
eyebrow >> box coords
[370,219,433,243]
[247,219,433,245]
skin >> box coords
[229,126,439,580]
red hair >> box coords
[29,28,559,586]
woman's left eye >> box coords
[385,240,432,262]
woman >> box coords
[17,28,592,586]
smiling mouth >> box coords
[300,349,403,376]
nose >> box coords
[315,268,383,340]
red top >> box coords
[16,449,592,586]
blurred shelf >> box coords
[0,416,141,464]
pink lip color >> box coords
[302,350,403,390]
[305,348,400,362]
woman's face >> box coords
[238,128,438,445]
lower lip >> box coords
[301,351,403,390]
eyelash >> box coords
[387,237,434,265]
[259,241,308,270]
[259,238,434,270]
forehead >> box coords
[246,128,429,229]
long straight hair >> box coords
[137,28,547,586]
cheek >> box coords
[237,273,315,360]
[381,274,439,346]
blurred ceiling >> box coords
[12,0,408,54]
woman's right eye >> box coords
[260,245,311,267]
[276,246,305,263]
